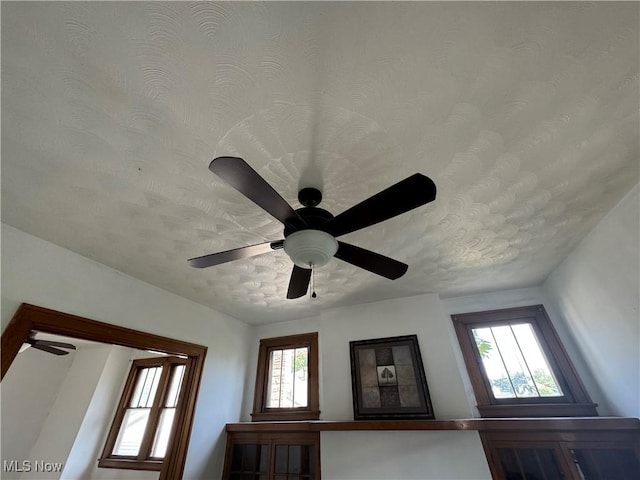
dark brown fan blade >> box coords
[31,343,70,356]
[188,240,284,268]
[320,173,436,238]
[32,340,76,350]
[209,157,307,230]
[287,265,312,299]
[335,242,408,280]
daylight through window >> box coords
[99,356,187,470]
[113,365,163,456]
[252,332,319,421]
[452,305,597,417]
[472,323,563,399]
[266,347,309,408]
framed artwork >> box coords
[349,334,435,420]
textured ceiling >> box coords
[2,2,638,324]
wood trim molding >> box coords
[98,356,187,470]
[251,409,322,422]
[1,303,207,480]
[477,403,599,418]
[451,305,598,417]
[226,417,640,433]
[251,332,320,421]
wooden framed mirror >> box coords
[1,303,207,480]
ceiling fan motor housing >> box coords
[283,188,338,268]
[298,187,323,207]
[284,229,338,269]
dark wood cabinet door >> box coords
[495,446,566,480]
[482,430,640,480]
[569,446,640,480]
[273,444,316,479]
[227,443,269,480]
[223,432,320,480]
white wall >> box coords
[0,344,75,480]
[25,345,114,480]
[62,346,146,480]
[321,430,490,480]
[544,184,640,417]
[1,224,251,479]
[244,294,492,479]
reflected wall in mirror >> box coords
[1,303,207,480]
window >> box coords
[99,356,187,470]
[252,332,319,421]
[452,305,597,417]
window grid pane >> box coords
[472,323,563,399]
[130,366,162,408]
[267,347,309,408]
[165,364,186,407]
[129,368,148,407]
[113,408,151,456]
[151,408,176,458]
[281,349,294,408]
[293,348,308,407]
[109,359,188,462]
[267,350,283,407]
[492,325,539,397]
[473,328,515,398]
[512,323,563,396]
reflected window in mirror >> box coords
[99,356,187,471]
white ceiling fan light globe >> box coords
[283,230,338,269]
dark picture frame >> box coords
[349,335,435,420]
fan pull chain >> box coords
[310,263,317,299]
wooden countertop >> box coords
[226,417,640,433]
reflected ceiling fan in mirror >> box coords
[21,333,77,356]
[188,157,437,299]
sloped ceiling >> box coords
[2,2,638,324]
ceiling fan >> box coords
[21,334,77,356]
[188,157,437,299]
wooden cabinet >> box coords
[491,444,568,479]
[223,431,320,480]
[569,444,639,479]
[224,418,639,480]
[481,429,640,480]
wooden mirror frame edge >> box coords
[1,303,208,480]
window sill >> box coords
[228,417,639,433]
[251,409,321,422]
[477,402,599,418]
[98,458,163,471]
